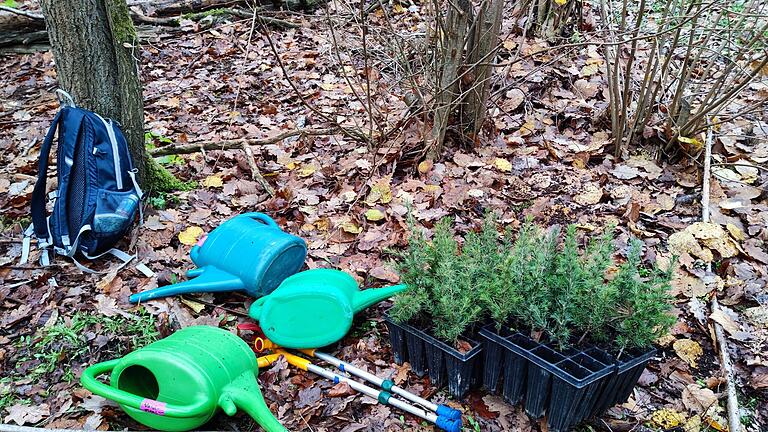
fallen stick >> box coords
[148,127,339,156]
[701,123,741,432]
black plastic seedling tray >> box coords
[479,324,654,432]
[384,314,483,398]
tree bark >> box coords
[38,0,152,187]
[426,0,471,159]
[462,0,503,141]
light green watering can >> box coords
[80,326,285,432]
[248,269,407,349]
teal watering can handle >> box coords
[241,212,279,229]
[80,360,210,418]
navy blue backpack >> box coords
[21,91,144,272]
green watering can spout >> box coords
[219,372,286,432]
[352,284,408,313]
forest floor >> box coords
[1,1,767,431]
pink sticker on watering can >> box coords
[140,398,167,416]
[196,234,208,247]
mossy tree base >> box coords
[145,157,196,193]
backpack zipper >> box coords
[95,114,123,189]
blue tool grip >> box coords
[436,405,462,420]
[435,417,462,432]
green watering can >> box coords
[80,326,285,432]
[249,269,407,349]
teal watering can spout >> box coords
[129,213,307,303]
[352,284,408,312]
[129,267,245,303]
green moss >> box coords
[105,0,138,45]
[182,8,230,20]
[147,158,196,193]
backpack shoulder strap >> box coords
[53,107,88,250]
[30,109,64,242]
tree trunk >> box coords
[516,0,580,40]
[462,0,503,141]
[38,0,152,188]
[427,0,471,159]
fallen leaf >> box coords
[180,297,206,314]
[574,183,602,205]
[365,209,386,222]
[682,384,718,413]
[494,158,512,172]
[611,164,640,180]
[668,230,713,262]
[298,164,316,177]
[418,160,433,174]
[709,309,742,337]
[202,175,223,188]
[650,408,686,429]
[340,221,362,235]
[328,382,354,397]
[369,266,400,283]
[178,226,204,245]
[673,339,703,368]
[4,403,50,425]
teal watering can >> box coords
[131,213,306,303]
[80,326,285,432]
[249,269,407,349]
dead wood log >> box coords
[148,128,339,156]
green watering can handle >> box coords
[241,212,280,229]
[218,372,287,432]
[80,360,210,418]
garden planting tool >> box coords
[261,349,461,432]
[254,337,461,421]
[130,213,306,303]
[80,326,286,432]
[248,268,407,348]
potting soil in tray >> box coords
[383,314,482,399]
[479,324,654,432]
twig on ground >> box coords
[148,127,339,156]
[0,5,44,20]
[701,122,741,432]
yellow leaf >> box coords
[341,221,362,234]
[580,63,600,77]
[365,209,386,221]
[554,0,567,5]
[673,338,703,368]
[651,408,686,429]
[423,184,440,193]
[365,177,392,205]
[392,3,406,13]
[298,165,316,177]
[518,119,536,136]
[180,297,206,314]
[418,160,433,174]
[178,226,204,246]
[502,39,517,51]
[202,175,223,188]
[726,223,745,241]
[678,136,703,152]
[494,158,512,172]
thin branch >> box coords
[0,5,44,20]
[149,127,339,156]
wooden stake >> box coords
[701,123,741,432]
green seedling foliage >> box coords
[611,239,676,352]
[572,225,617,344]
[391,214,674,351]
